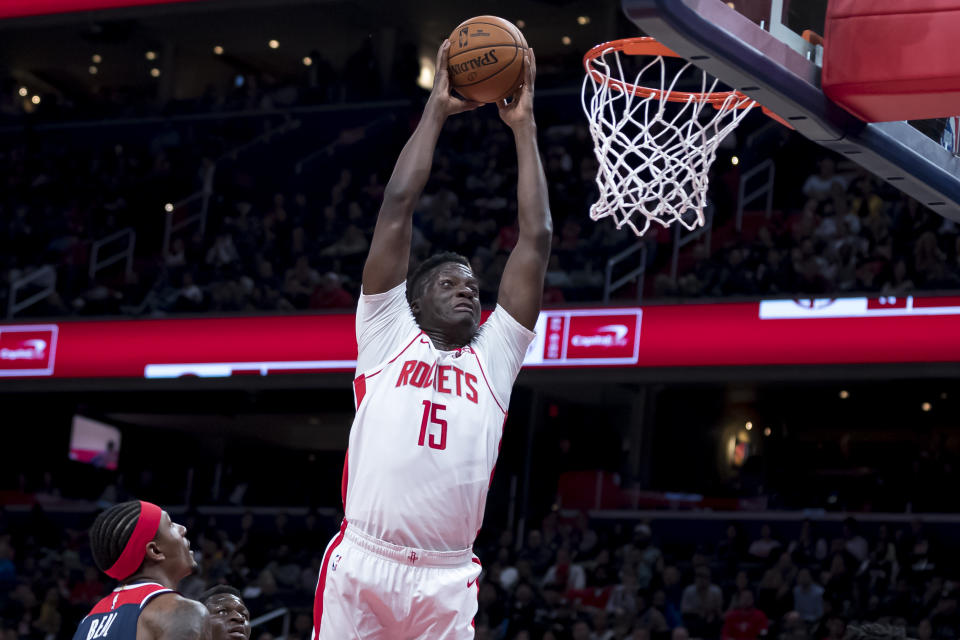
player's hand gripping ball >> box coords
[447,15,529,103]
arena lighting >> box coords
[145,50,157,60]
[212,46,224,55]
[163,203,174,212]
[17,87,28,97]
[30,95,40,104]
[731,156,740,166]
[302,56,313,66]
[744,421,753,430]
[763,427,772,436]
[268,39,279,49]
[839,389,849,399]
[561,36,572,45]
[88,65,98,74]
[577,16,591,25]
[922,402,932,412]
[149,68,160,77]
[92,54,102,63]
[416,56,435,91]
[515,19,526,29]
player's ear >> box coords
[143,540,164,562]
[410,298,421,315]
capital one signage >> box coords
[5,295,960,380]
[527,310,643,366]
[0,325,58,377]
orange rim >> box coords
[583,36,792,127]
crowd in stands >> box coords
[2,501,958,640]
[3,76,959,319]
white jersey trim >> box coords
[140,589,175,609]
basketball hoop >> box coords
[582,37,771,236]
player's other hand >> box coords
[498,48,536,132]
[427,40,482,119]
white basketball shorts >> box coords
[312,521,482,639]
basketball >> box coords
[447,15,528,103]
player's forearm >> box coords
[513,125,552,240]
[381,102,446,209]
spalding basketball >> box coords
[447,16,528,103]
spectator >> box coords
[749,524,782,561]
[717,524,748,573]
[682,566,724,637]
[841,517,869,565]
[929,587,960,639]
[69,567,105,608]
[721,589,769,640]
[802,158,847,201]
[283,255,320,307]
[519,530,553,576]
[635,591,669,633]
[308,272,354,309]
[758,552,797,619]
[793,568,825,624]
[543,547,586,592]
[788,520,828,567]
[207,232,240,268]
[319,223,368,258]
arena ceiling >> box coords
[1,0,620,108]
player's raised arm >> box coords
[495,48,552,330]
[362,41,481,295]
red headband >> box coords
[105,501,163,580]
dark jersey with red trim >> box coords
[346,282,534,551]
[72,583,174,640]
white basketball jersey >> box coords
[343,281,534,551]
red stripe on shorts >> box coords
[340,449,349,507]
[470,557,482,628]
[313,519,347,638]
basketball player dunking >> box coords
[72,501,208,640]
[312,41,551,639]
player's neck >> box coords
[123,566,181,590]
[422,326,471,352]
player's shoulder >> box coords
[472,305,534,343]
[139,592,207,639]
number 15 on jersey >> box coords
[418,400,447,450]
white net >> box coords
[582,44,756,236]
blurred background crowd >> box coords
[2,500,959,640]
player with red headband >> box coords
[71,500,209,640]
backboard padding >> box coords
[622,0,960,215]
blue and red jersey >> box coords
[72,583,175,640]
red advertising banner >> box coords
[0,0,200,19]
[1,295,960,380]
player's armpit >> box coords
[140,593,209,640]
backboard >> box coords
[621,0,960,216]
